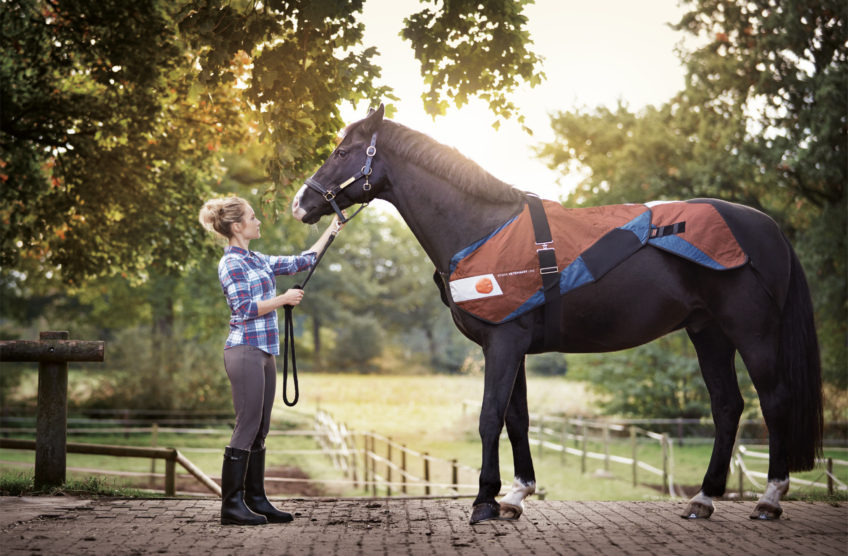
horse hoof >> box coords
[681,501,713,519]
[750,503,782,520]
[499,502,523,520]
[470,502,500,524]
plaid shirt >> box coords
[218,246,316,355]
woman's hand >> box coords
[331,213,346,234]
[280,288,305,307]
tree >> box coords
[2,0,544,288]
[1,0,247,287]
[537,0,846,388]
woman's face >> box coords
[238,204,261,240]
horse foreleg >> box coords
[471,342,526,525]
[499,358,536,520]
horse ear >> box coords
[362,103,385,133]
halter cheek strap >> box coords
[304,132,378,224]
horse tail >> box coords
[780,244,823,472]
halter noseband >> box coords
[304,132,378,224]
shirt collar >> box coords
[224,245,252,257]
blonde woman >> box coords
[199,196,341,525]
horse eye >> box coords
[337,149,348,158]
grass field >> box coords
[2,373,846,501]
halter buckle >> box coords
[366,145,376,157]
[324,191,336,201]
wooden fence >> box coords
[0,331,104,488]
[734,445,848,496]
[0,438,221,496]
[527,414,676,495]
[313,410,483,497]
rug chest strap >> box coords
[526,195,561,349]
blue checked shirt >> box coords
[218,246,316,355]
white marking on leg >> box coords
[757,478,790,508]
[499,477,536,508]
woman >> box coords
[199,196,341,526]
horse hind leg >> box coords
[732,315,792,520]
[682,324,743,519]
[743,342,792,520]
[499,358,536,520]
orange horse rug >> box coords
[448,199,749,324]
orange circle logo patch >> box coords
[475,277,494,294]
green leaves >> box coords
[537,0,846,387]
[401,0,544,129]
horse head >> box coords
[292,104,387,224]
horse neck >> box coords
[378,154,523,273]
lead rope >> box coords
[281,230,338,407]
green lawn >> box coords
[2,373,845,501]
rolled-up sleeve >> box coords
[219,257,259,319]
[267,252,316,276]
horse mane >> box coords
[350,119,524,204]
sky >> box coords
[339,0,692,201]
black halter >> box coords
[281,132,378,406]
[303,132,378,224]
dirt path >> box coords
[1,496,845,555]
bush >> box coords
[527,352,568,376]
[329,315,384,373]
[83,326,232,411]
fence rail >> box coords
[734,445,848,496]
[0,438,221,496]
[525,414,676,496]
[314,410,484,497]
[3,407,845,498]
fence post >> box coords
[630,426,637,487]
[348,424,358,489]
[538,414,544,459]
[370,433,377,497]
[738,452,744,496]
[451,459,459,494]
[661,434,669,495]
[386,437,392,497]
[603,423,610,472]
[362,433,370,494]
[401,445,408,494]
[150,423,159,487]
[560,418,568,464]
[165,456,176,496]
[423,453,431,496]
[35,331,69,489]
[581,422,587,474]
[827,458,834,496]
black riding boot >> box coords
[221,447,267,525]
[244,447,293,523]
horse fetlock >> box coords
[497,477,535,521]
[750,478,789,520]
[681,491,714,519]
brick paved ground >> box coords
[1,496,845,555]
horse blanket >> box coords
[448,199,748,324]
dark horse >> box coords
[292,105,823,524]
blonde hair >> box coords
[198,196,249,239]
